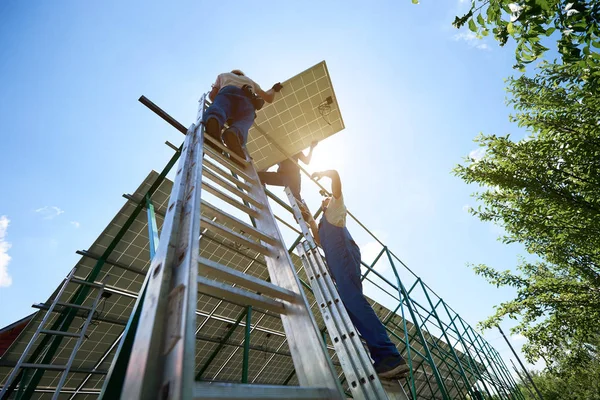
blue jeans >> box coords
[318,217,402,364]
[203,86,255,145]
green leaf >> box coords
[507,22,515,35]
[468,18,477,32]
[477,13,485,26]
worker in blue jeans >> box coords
[305,170,409,378]
[203,69,282,163]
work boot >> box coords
[204,117,222,148]
[222,129,247,167]
[374,356,410,379]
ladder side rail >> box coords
[120,102,204,399]
[52,287,106,400]
[285,188,390,400]
[0,268,77,398]
[243,158,344,398]
[299,243,388,400]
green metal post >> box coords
[99,194,162,398]
[196,310,248,380]
[145,194,159,258]
[242,306,252,383]
[440,300,495,399]
[13,146,183,400]
[385,249,450,400]
[360,247,386,282]
[418,279,473,398]
[460,318,514,399]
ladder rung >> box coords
[202,200,278,246]
[197,276,286,315]
[203,134,249,167]
[202,168,263,208]
[70,277,104,288]
[20,363,67,371]
[56,302,92,311]
[202,181,260,219]
[193,382,337,399]
[198,257,297,302]
[200,217,271,256]
[204,145,255,184]
[203,158,252,192]
[40,329,81,338]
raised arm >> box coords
[311,170,342,199]
[255,82,283,104]
[297,141,318,164]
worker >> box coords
[258,141,318,203]
[303,169,409,378]
[203,69,282,163]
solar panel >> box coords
[246,61,344,171]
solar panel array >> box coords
[0,61,485,399]
[0,171,475,399]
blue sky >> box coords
[0,0,540,375]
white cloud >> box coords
[361,241,385,265]
[511,333,526,342]
[70,221,80,229]
[469,147,486,161]
[34,206,64,220]
[453,32,490,50]
[0,216,13,288]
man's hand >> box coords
[311,171,325,181]
[272,82,283,92]
[310,140,318,149]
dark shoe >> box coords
[204,117,222,142]
[374,356,410,379]
[222,129,247,167]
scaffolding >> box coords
[0,62,525,400]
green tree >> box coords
[453,0,600,71]
[453,61,600,362]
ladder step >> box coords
[202,181,260,219]
[70,277,104,288]
[203,158,252,192]
[203,134,249,167]
[56,302,92,311]
[200,216,271,256]
[204,145,256,184]
[198,256,297,302]
[202,200,278,246]
[20,363,67,371]
[202,168,263,208]
[197,276,286,315]
[194,382,337,399]
[40,329,81,338]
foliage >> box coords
[454,0,600,71]
[516,341,600,400]
[453,60,600,362]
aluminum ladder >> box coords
[285,188,410,400]
[109,95,346,399]
[0,268,105,400]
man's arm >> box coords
[255,82,283,104]
[311,170,342,199]
[297,141,318,164]
[209,75,221,102]
[301,209,321,245]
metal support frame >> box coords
[1,94,525,400]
